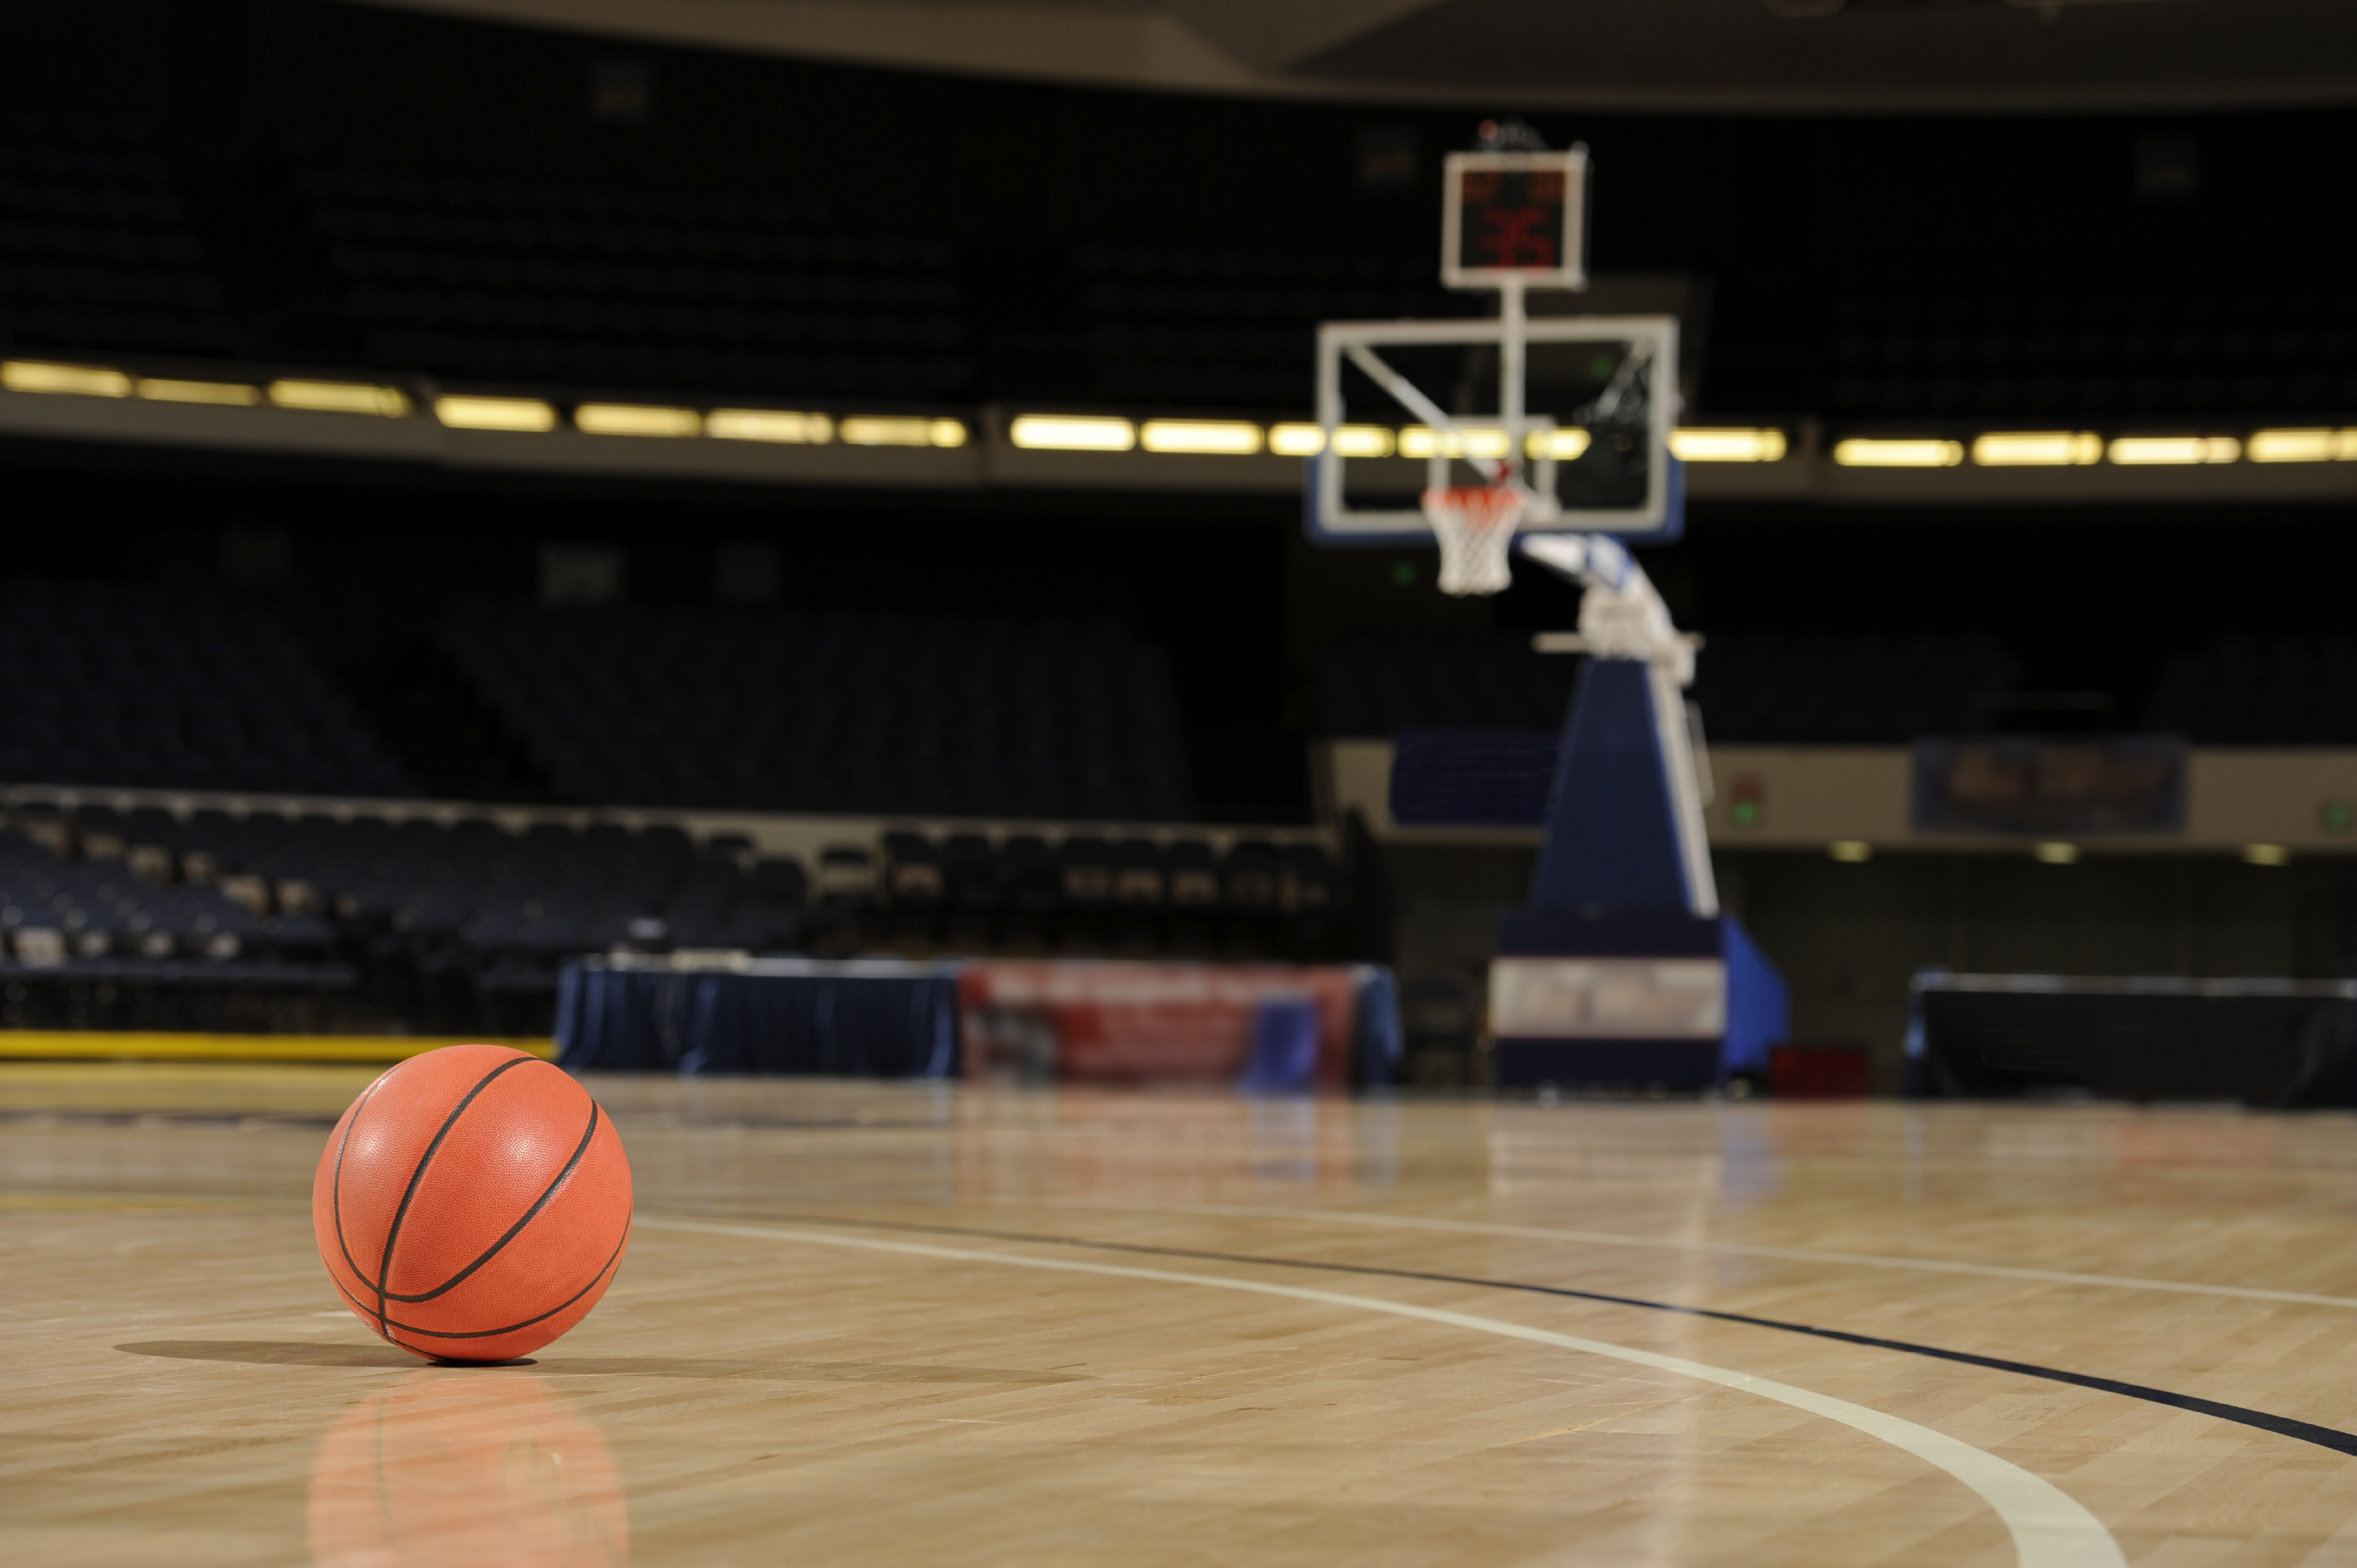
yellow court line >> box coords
[0,1033,555,1063]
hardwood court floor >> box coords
[10,1064,2357,1566]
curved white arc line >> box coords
[637,1214,2123,1568]
[1019,1196,2357,1310]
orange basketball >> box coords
[312,1044,632,1362]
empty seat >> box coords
[434,602,1196,820]
[0,579,413,797]
[817,845,877,910]
[1057,836,1114,911]
[882,832,943,911]
[1223,840,1280,914]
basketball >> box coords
[310,1045,632,1362]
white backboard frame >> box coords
[1309,312,1681,541]
[1441,149,1589,292]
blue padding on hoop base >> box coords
[1529,657,1690,914]
[1494,1037,1723,1091]
[1719,915,1789,1081]
[1491,910,1787,1088]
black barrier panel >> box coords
[555,963,957,1078]
[1910,976,2357,1107]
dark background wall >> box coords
[3,0,2354,819]
[4,0,2353,408]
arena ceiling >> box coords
[349,0,2357,112]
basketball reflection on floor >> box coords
[308,1370,628,1566]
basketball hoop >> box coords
[1423,484,1527,597]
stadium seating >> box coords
[438,603,1196,820]
[1690,634,2018,744]
[1313,629,1583,736]
[293,168,976,401]
[0,803,1343,1033]
[2141,636,2357,744]
[0,112,234,358]
[0,821,284,963]
[1076,243,1462,407]
[0,580,412,796]
[1824,292,2357,421]
[1314,628,2017,744]
[15,121,2353,430]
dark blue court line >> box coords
[707,1209,2357,1460]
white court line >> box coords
[638,1214,2124,1568]
[1018,1196,2357,1310]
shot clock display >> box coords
[1441,148,1587,291]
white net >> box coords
[1422,485,1527,597]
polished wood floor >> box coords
[10,1062,2357,1565]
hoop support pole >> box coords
[1499,275,1525,490]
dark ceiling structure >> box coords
[357,0,2357,112]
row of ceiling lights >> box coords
[10,357,2356,469]
[1827,840,2296,866]
[0,359,1760,461]
[1004,415,1616,459]
[1834,431,2357,467]
[984,418,2357,468]
[0,359,970,449]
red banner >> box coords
[958,962,1360,1088]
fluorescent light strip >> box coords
[1832,438,1964,468]
[1139,419,1263,455]
[436,395,557,432]
[839,415,965,448]
[2247,428,2357,464]
[1400,425,1516,461]
[1672,428,1787,463]
[271,379,409,416]
[1268,424,1397,458]
[137,377,259,407]
[3,359,132,397]
[1009,415,1135,452]
[575,402,699,438]
[707,409,832,444]
[1972,432,2102,467]
[2107,435,2239,466]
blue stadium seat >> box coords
[0,580,413,796]
[435,602,1196,820]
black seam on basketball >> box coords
[371,1055,536,1335]
[346,1218,630,1340]
[328,1274,432,1359]
[330,1073,395,1296]
[383,1102,603,1304]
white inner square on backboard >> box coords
[1309,313,1680,540]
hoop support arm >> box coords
[1340,343,1511,487]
